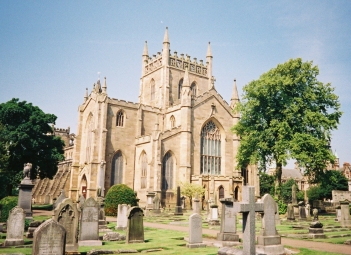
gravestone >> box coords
[233,186,263,255]
[287,202,295,221]
[97,196,109,232]
[181,196,186,210]
[26,220,42,238]
[256,194,285,255]
[335,206,341,221]
[192,194,201,214]
[53,190,67,209]
[152,194,161,213]
[32,219,66,255]
[208,204,220,225]
[18,163,34,220]
[78,194,85,209]
[305,203,311,220]
[308,220,326,239]
[217,198,239,242]
[340,200,351,227]
[78,197,102,246]
[186,213,206,248]
[116,204,129,230]
[146,192,155,210]
[126,206,144,243]
[298,201,307,221]
[4,206,25,246]
[275,202,281,225]
[53,198,79,253]
[174,186,183,215]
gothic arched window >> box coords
[85,114,94,163]
[141,152,147,189]
[191,82,197,98]
[200,120,221,175]
[111,151,123,185]
[116,110,124,127]
[150,79,155,100]
[178,78,183,99]
[162,152,173,190]
[170,115,175,128]
[219,185,224,199]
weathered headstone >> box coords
[208,204,220,225]
[78,197,102,246]
[4,206,25,246]
[126,206,144,243]
[53,190,67,209]
[116,204,129,230]
[26,220,42,238]
[298,201,307,221]
[181,196,186,210]
[53,198,79,253]
[78,194,85,209]
[217,198,239,242]
[233,186,263,255]
[32,219,66,255]
[186,213,206,248]
[174,186,183,215]
[335,206,341,221]
[340,200,351,227]
[146,192,155,210]
[192,194,201,214]
[287,202,295,221]
[308,220,326,239]
[256,194,285,255]
[152,194,161,213]
[18,163,34,220]
[305,203,311,220]
[96,196,109,232]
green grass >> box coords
[0,210,349,254]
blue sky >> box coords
[1,1,350,168]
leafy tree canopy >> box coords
[232,58,342,184]
[0,98,64,196]
[180,182,205,208]
[259,172,275,196]
[307,170,348,202]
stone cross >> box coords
[233,186,263,255]
[32,219,66,255]
[256,194,284,255]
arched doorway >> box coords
[81,175,87,198]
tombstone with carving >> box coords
[18,163,35,219]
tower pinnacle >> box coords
[206,42,212,57]
[163,27,170,44]
[143,41,148,56]
[230,79,240,108]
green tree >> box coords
[180,182,205,209]
[307,170,348,202]
[259,172,275,196]
[232,58,342,186]
[104,184,138,216]
[0,98,64,196]
[279,178,299,203]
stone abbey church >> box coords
[33,28,259,207]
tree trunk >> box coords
[275,161,283,198]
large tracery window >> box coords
[116,110,124,127]
[111,151,123,185]
[141,152,147,189]
[162,152,173,190]
[200,120,221,175]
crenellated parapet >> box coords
[144,52,163,75]
[169,52,208,78]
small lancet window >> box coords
[178,78,183,99]
[191,82,197,98]
[116,110,124,127]
[170,115,175,128]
